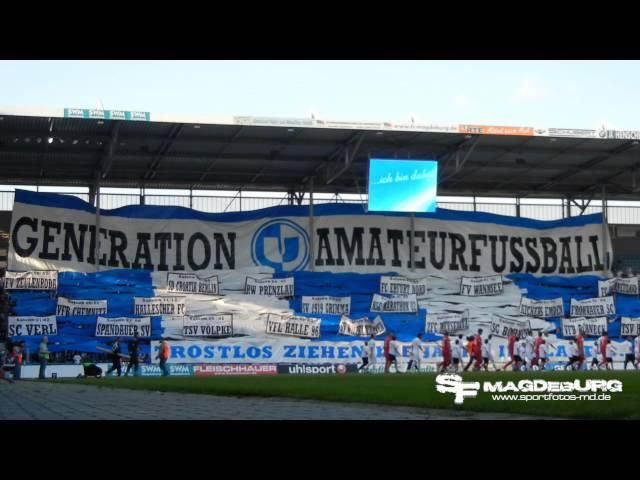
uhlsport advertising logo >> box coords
[277,363,354,375]
[251,219,310,273]
[435,374,623,405]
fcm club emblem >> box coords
[251,219,310,273]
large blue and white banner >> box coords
[8,190,612,278]
[150,337,630,365]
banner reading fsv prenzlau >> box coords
[8,189,612,277]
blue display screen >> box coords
[367,159,438,213]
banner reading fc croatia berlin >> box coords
[8,190,611,277]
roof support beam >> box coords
[196,126,245,185]
[143,123,183,180]
[100,121,121,179]
[533,141,638,192]
[439,135,480,182]
[326,133,365,185]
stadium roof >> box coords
[1,106,640,200]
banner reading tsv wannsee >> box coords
[8,189,612,277]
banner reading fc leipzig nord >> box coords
[8,190,611,277]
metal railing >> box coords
[3,190,640,223]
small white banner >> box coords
[598,279,616,297]
[490,315,532,338]
[3,270,58,290]
[166,272,220,295]
[562,316,608,337]
[263,313,321,339]
[245,277,294,297]
[459,275,504,296]
[56,297,108,316]
[183,314,233,337]
[570,296,616,317]
[425,311,469,334]
[620,317,640,336]
[613,277,639,296]
[370,293,418,313]
[301,296,351,315]
[338,315,386,337]
[95,316,152,337]
[134,296,187,316]
[519,297,564,318]
[8,315,57,336]
[379,276,428,297]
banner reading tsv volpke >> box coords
[8,189,612,277]
[183,314,233,337]
[620,317,640,336]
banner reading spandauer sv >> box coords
[8,190,612,278]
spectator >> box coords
[106,337,123,377]
[12,341,23,380]
[125,333,141,377]
[72,352,82,365]
[38,336,49,379]
[156,339,170,376]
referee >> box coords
[125,333,140,377]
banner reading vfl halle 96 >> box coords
[8,190,612,278]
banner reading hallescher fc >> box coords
[8,190,612,277]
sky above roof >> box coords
[1,60,639,130]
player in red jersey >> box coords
[575,329,585,370]
[473,328,483,371]
[438,331,452,373]
[383,333,392,373]
[502,333,520,371]
[597,331,609,369]
[533,331,544,367]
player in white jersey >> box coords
[635,335,640,369]
[389,334,402,373]
[622,337,636,370]
[367,335,377,370]
[518,341,528,371]
[538,340,549,370]
[451,339,463,372]
[406,333,424,372]
[524,335,535,367]
[358,335,377,372]
[604,339,616,370]
[565,341,579,370]
[590,340,600,370]
[358,340,370,372]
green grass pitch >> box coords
[53,370,640,419]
